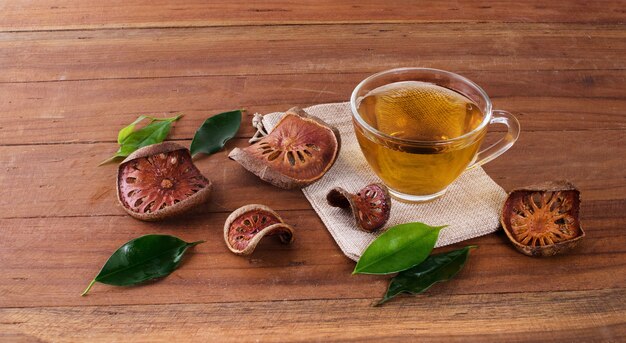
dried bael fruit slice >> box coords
[229,107,340,189]
[327,183,392,232]
[224,204,295,255]
[117,142,212,221]
[501,181,584,257]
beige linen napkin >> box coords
[259,102,507,261]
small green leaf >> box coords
[117,115,148,144]
[81,234,204,296]
[100,114,182,165]
[353,222,445,275]
[376,246,477,306]
[190,110,242,156]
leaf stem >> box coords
[81,278,97,296]
[373,298,388,307]
[144,114,184,122]
[188,240,206,247]
[98,155,122,166]
[171,114,184,121]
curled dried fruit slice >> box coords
[229,107,340,189]
[224,204,295,255]
[327,183,391,232]
[117,142,212,221]
[501,181,585,257]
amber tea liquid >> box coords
[355,81,485,197]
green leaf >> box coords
[117,115,148,144]
[376,246,477,306]
[100,114,182,165]
[190,110,242,156]
[353,222,445,275]
[81,234,204,296]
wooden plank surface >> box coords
[1,70,625,145]
[3,289,625,342]
[1,1,625,341]
[2,130,626,219]
[2,24,624,83]
[1,208,624,308]
[2,1,625,32]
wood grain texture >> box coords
[1,129,625,219]
[1,24,624,83]
[0,208,624,308]
[1,0,625,32]
[2,1,625,341]
[2,289,625,342]
[1,70,625,145]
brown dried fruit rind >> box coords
[501,181,584,257]
[229,107,340,189]
[224,204,295,255]
[117,142,212,221]
[327,183,391,232]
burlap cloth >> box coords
[259,102,506,261]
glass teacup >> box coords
[350,68,520,202]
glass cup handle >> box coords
[468,110,520,169]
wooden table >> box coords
[1,2,625,342]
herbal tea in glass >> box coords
[351,68,520,202]
[355,81,485,197]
